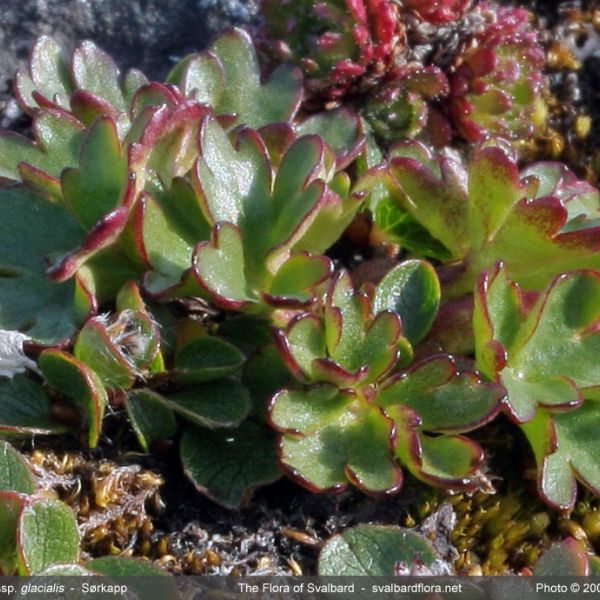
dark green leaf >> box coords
[0,186,91,344]
[125,390,177,452]
[39,350,107,447]
[174,337,245,383]
[0,375,66,437]
[0,491,27,574]
[533,538,589,576]
[373,259,440,345]
[181,420,280,509]
[318,526,437,576]
[17,497,79,575]
[0,441,35,494]
[168,380,251,428]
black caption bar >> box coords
[2,577,600,600]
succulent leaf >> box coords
[210,29,303,128]
[0,110,84,183]
[403,0,469,24]
[449,6,547,142]
[475,266,600,509]
[523,402,600,511]
[187,117,351,309]
[61,116,128,230]
[261,0,405,100]
[277,271,406,387]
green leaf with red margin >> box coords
[275,271,407,388]
[208,28,303,128]
[0,441,35,494]
[377,356,503,433]
[152,178,211,249]
[270,385,402,494]
[0,491,27,574]
[133,193,199,298]
[0,375,66,437]
[39,350,107,448]
[364,141,600,297]
[522,400,600,511]
[263,253,332,305]
[130,102,208,187]
[323,272,405,385]
[194,222,252,309]
[0,110,84,182]
[72,41,128,112]
[193,116,272,237]
[73,319,136,390]
[61,116,128,231]
[375,355,502,488]
[181,420,281,509]
[194,116,330,267]
[167,52,224,105]
[474,266,600,423]
[318,525,438,576]
[17,497,79,575]
[125,389,176,452]
[373,259,441,345]
[15,36,73,111]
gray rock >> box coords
[0,0,259,96]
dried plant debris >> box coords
[26,449,163,559]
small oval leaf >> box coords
[125,389,177,452]
[373,260,440,345]
[181,421,280,509]
[318,525,438,576]
[0,441,35,494]
[174,337,245,383]
[17,497,79,575]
